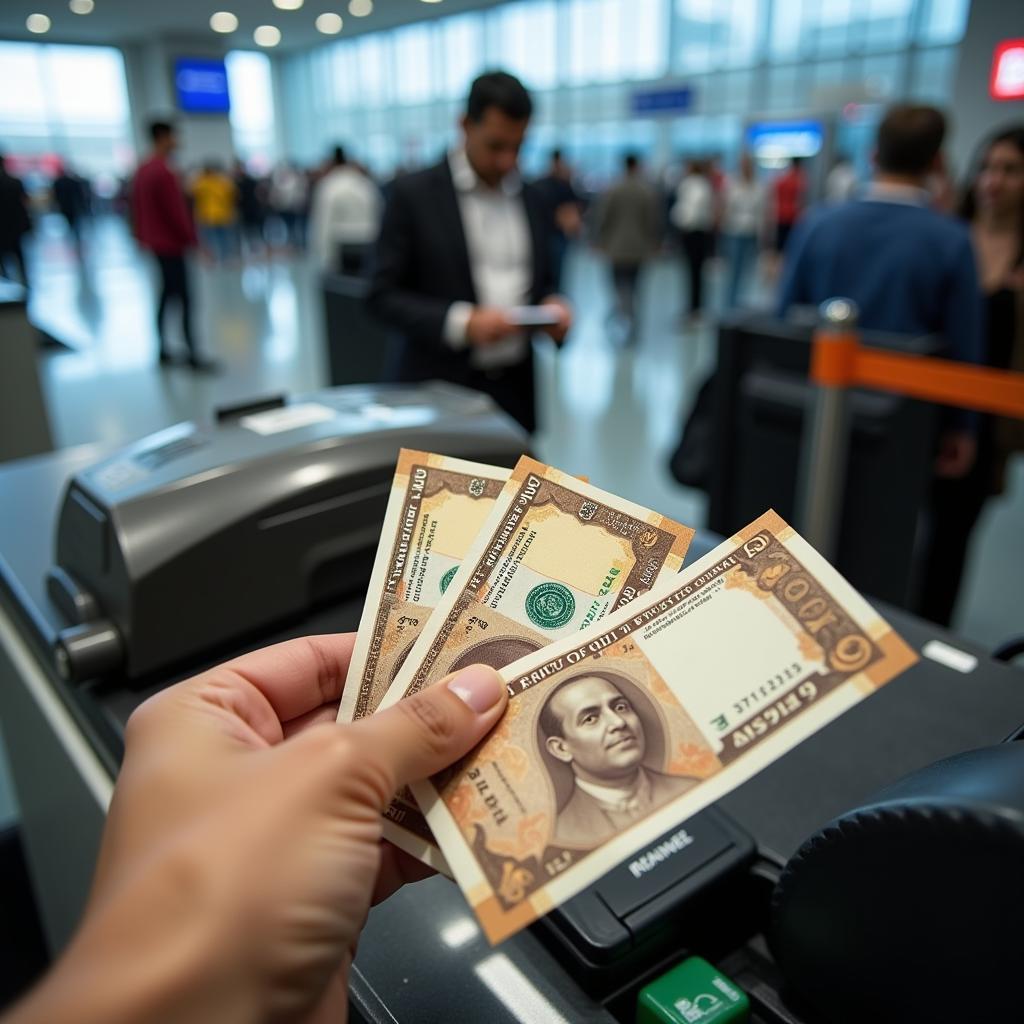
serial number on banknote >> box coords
[726,661,804,720]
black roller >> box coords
[54,620,123,683]
[770,742,1024,1023]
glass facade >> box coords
[0,41,132,184]
[279,0,970,180]
[226,50,277,167]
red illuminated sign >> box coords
[991,39,1024,101]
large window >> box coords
[394,24,433,105]
[356,34,393,108]
[0,41,132,181]
[567,0,669,84]
[279,0,971,180]
[439,14,486,99]
[497,1,559,91]
[676,0,762,72]
[226,50,277,167]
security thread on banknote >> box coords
[338,450,512,726]
[410,510,918,944]
[377,455,697,866]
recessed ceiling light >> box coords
[348,0,373,16]
[209,11,238,33]
[69,0,95,14]
[253,24,281,47]
[273,0,303,9]
[420,0,444,4]
[26,13,51,33]
[315,12,343,34]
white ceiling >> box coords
[0,0,507,54]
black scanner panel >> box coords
[545,806,756,969]
[50,383,528,683]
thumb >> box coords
[350,664,508,794]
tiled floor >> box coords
[20,212,1024,657]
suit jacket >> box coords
[367,157,556,388]
[596,175,661,266]
[552,769,698,851]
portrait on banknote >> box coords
[436,645,719,904]
[538,669,700,850]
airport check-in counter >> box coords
[1,383,1022,1023]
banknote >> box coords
[377,455,696,866]
[338,450,511,725]
[409,509,918,944]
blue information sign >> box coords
[746,120,824,158]
[631,86,693,116]
[174,58,231,115]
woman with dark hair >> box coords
[921,126,1024,627]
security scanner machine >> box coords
[321,272,396,387]
[1,383,1023,1023]
[704,314,942,608]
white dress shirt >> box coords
[671,173,715,232]
[722,178,765,237]
[443,148,532,370]
[310,165,382,272]
[574,767,655,815]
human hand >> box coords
[934,430,977,479]
[538,295,573,345]
[466,306,518,347]
[8,635,507,1024]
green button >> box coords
[637,956,749,1024]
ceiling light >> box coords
[272,0,303,9]
[69,0,95,14]
[253,24,281,47]
[209,11,238,33]
[315,12,343,34]
[420,0,444,4]
[348,0,373,16]
[26,13,51,33]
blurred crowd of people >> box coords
[156,152,380,267]
[0,75,1021,633]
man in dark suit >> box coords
[541,673,698,851]
[367,71,571,432]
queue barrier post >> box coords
[797,296,1024,559]
[796,298,858,561]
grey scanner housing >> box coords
[48,383,528,683]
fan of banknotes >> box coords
[337,450,917,945]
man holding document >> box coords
[368,71,572,432]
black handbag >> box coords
[668,373,715,490]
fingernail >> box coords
[447,664,504,713]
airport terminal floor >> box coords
[26,210,1023,656]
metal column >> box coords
[796,298,858,560]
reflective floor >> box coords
[23,214,1024,656]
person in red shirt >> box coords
[132,121,214,371]
[772,156,807,254]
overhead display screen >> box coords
[174,57,230,114]
[746,120,824,160]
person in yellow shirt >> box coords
[191,161,237,263]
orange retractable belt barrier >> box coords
[809,334,1024,420]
